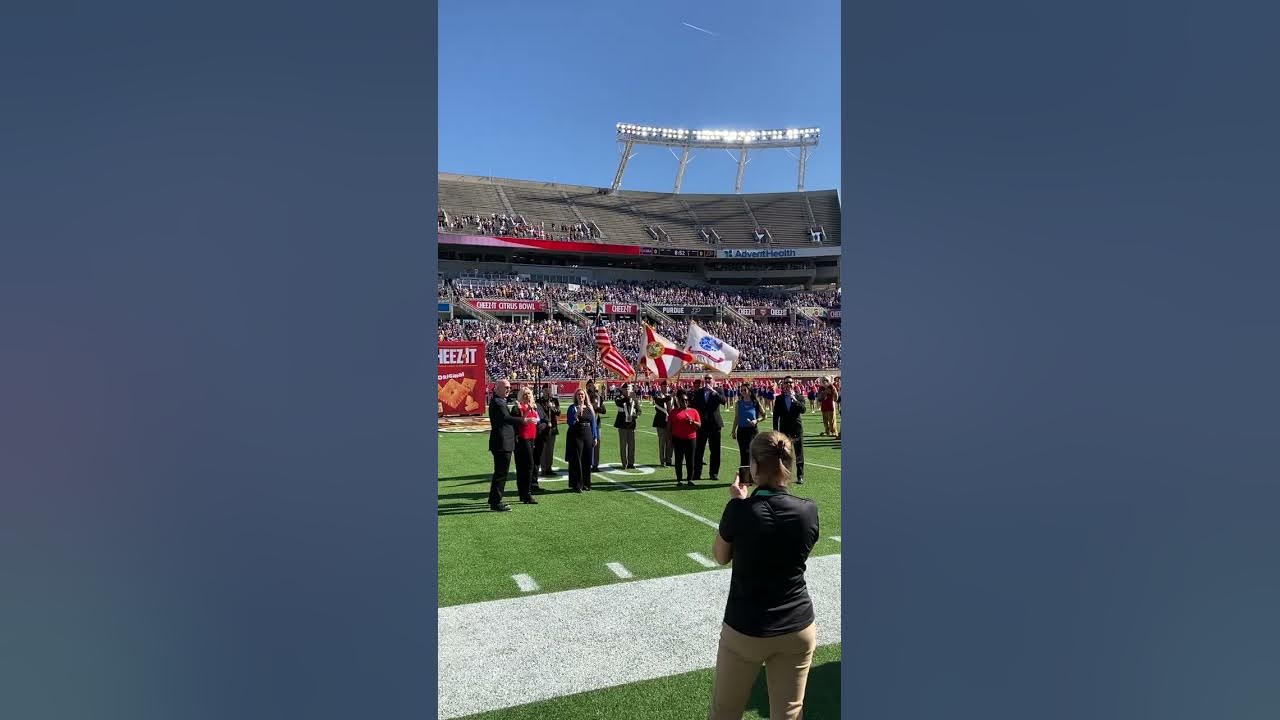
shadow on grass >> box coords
[440,470,573,486]
[439,487,585,514]
[743,660,841,720]
[438,473,495,485]
[596,477,732,495]
[438,490,495,503]
[438,505,499,516]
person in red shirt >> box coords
[513,387,540,504]
[669,389,703,488]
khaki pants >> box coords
[617,427,636,467]
[708,622,817,720]
[657,426,673,464]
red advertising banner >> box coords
[466,299,546,312]
[438,341,487,416]
[737,306,790,318]
[605,303,638,315]
[441,233,643,256]
[437,233,841,259]
[556,380,586,396]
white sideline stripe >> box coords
[802,460,843,472]
[687,552,717,568]
[606,562,633,579]
[438,554,841,719]
[830,535,841,542]
[603,477,719,529]
[512,574,540,592]
[536,462,721,532]
[638,428,842,472]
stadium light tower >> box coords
[611,123,821,194]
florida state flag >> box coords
[641,323,694,379]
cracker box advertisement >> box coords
[438,341,486,416]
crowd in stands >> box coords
[529,280,839,310]
[439,319,595,379]
[648,320,840,372]
[439,277,840,310]
[621,376,833,402]
[438,317,840,380]
[451,279,542,301]
[439,210,596,242]
[787,289,841,309]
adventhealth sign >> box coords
[718,247,839,259]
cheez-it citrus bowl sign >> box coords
[467,299,544,312]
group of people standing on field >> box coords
[650,373,822,488]
[483,379,556,511]
[483,378,639,510]
[485,374,837,511]
[480,377,829,718]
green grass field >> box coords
[439,408,842,607]
[438,404,842,719]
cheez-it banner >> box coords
[438,341,486,416]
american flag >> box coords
[595,315,636,379]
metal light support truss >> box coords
[673,146,692,194]
[610,138,636,194]
[797,144,810,192]
[611,123,820,194]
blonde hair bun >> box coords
[748,431,795,487]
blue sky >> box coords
[439,0,840,195]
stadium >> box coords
[436,123,842,720]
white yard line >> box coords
[798,459,843,471]
[602,477,719,529]
[686,551,718,568]
[438,554,841,719]
[605,562,633,579]
[511,574,540,592]
[638,428,842,472]
[830,535,841,543]
[531,461,720,532]
[533,461,721,532]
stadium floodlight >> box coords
[612,123,821,194]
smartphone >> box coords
[738,465,753,485]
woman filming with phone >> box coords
[708,431,819,720]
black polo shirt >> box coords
[717,487,820,637]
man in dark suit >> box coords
[691,373,726,482]
[771,375,807,484]
[488,379,533,511]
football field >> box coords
[437,406,843,719]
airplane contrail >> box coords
[681,21,719,37]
